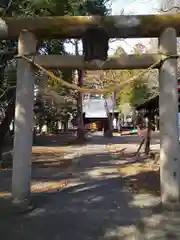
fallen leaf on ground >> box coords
[31,180,69,193]
[118,161,160,196]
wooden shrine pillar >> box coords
[12,30,37,203]
[159,27,180,206]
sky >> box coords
[109,0,161,53]
[65,0,162,54]
[112,0,160,15]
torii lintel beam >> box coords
[1,15,180,40]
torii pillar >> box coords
[12,30,37,204]
[159,27,180,207]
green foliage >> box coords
[111,44,158,109]
[129,77,150,105]
[113,46,126,56]
[8,0,109,17]
[0,0,110,128]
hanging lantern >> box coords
[82,26,109,63]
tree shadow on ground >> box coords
[111,150,160,196]
[33,133,77,147]
[33,132,160,147]
[0,148,158,195]
[0,177,155,239]
[86,135,160,148]
[123,170,160,196]
[0,175,179,240]
[0,144,179,239]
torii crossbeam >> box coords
[1,15,180,39]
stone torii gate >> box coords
[0,15,180,207]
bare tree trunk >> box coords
[104,91,117,138]
[75,40,85,141]
[63,121,68,133]
[104,99,113,137]
[144,115,151,155]
[77,69,85,140]
[0,97,15,161]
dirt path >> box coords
[0,133,180,239]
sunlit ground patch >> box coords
[0,191,10,198]
[31,180,69,193]
[31,146,75,168]
[1,147,73,170]
[0,180,69,198]
[0,148,74,198]
[117,161,160,196]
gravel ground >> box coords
[0,132,180,240]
